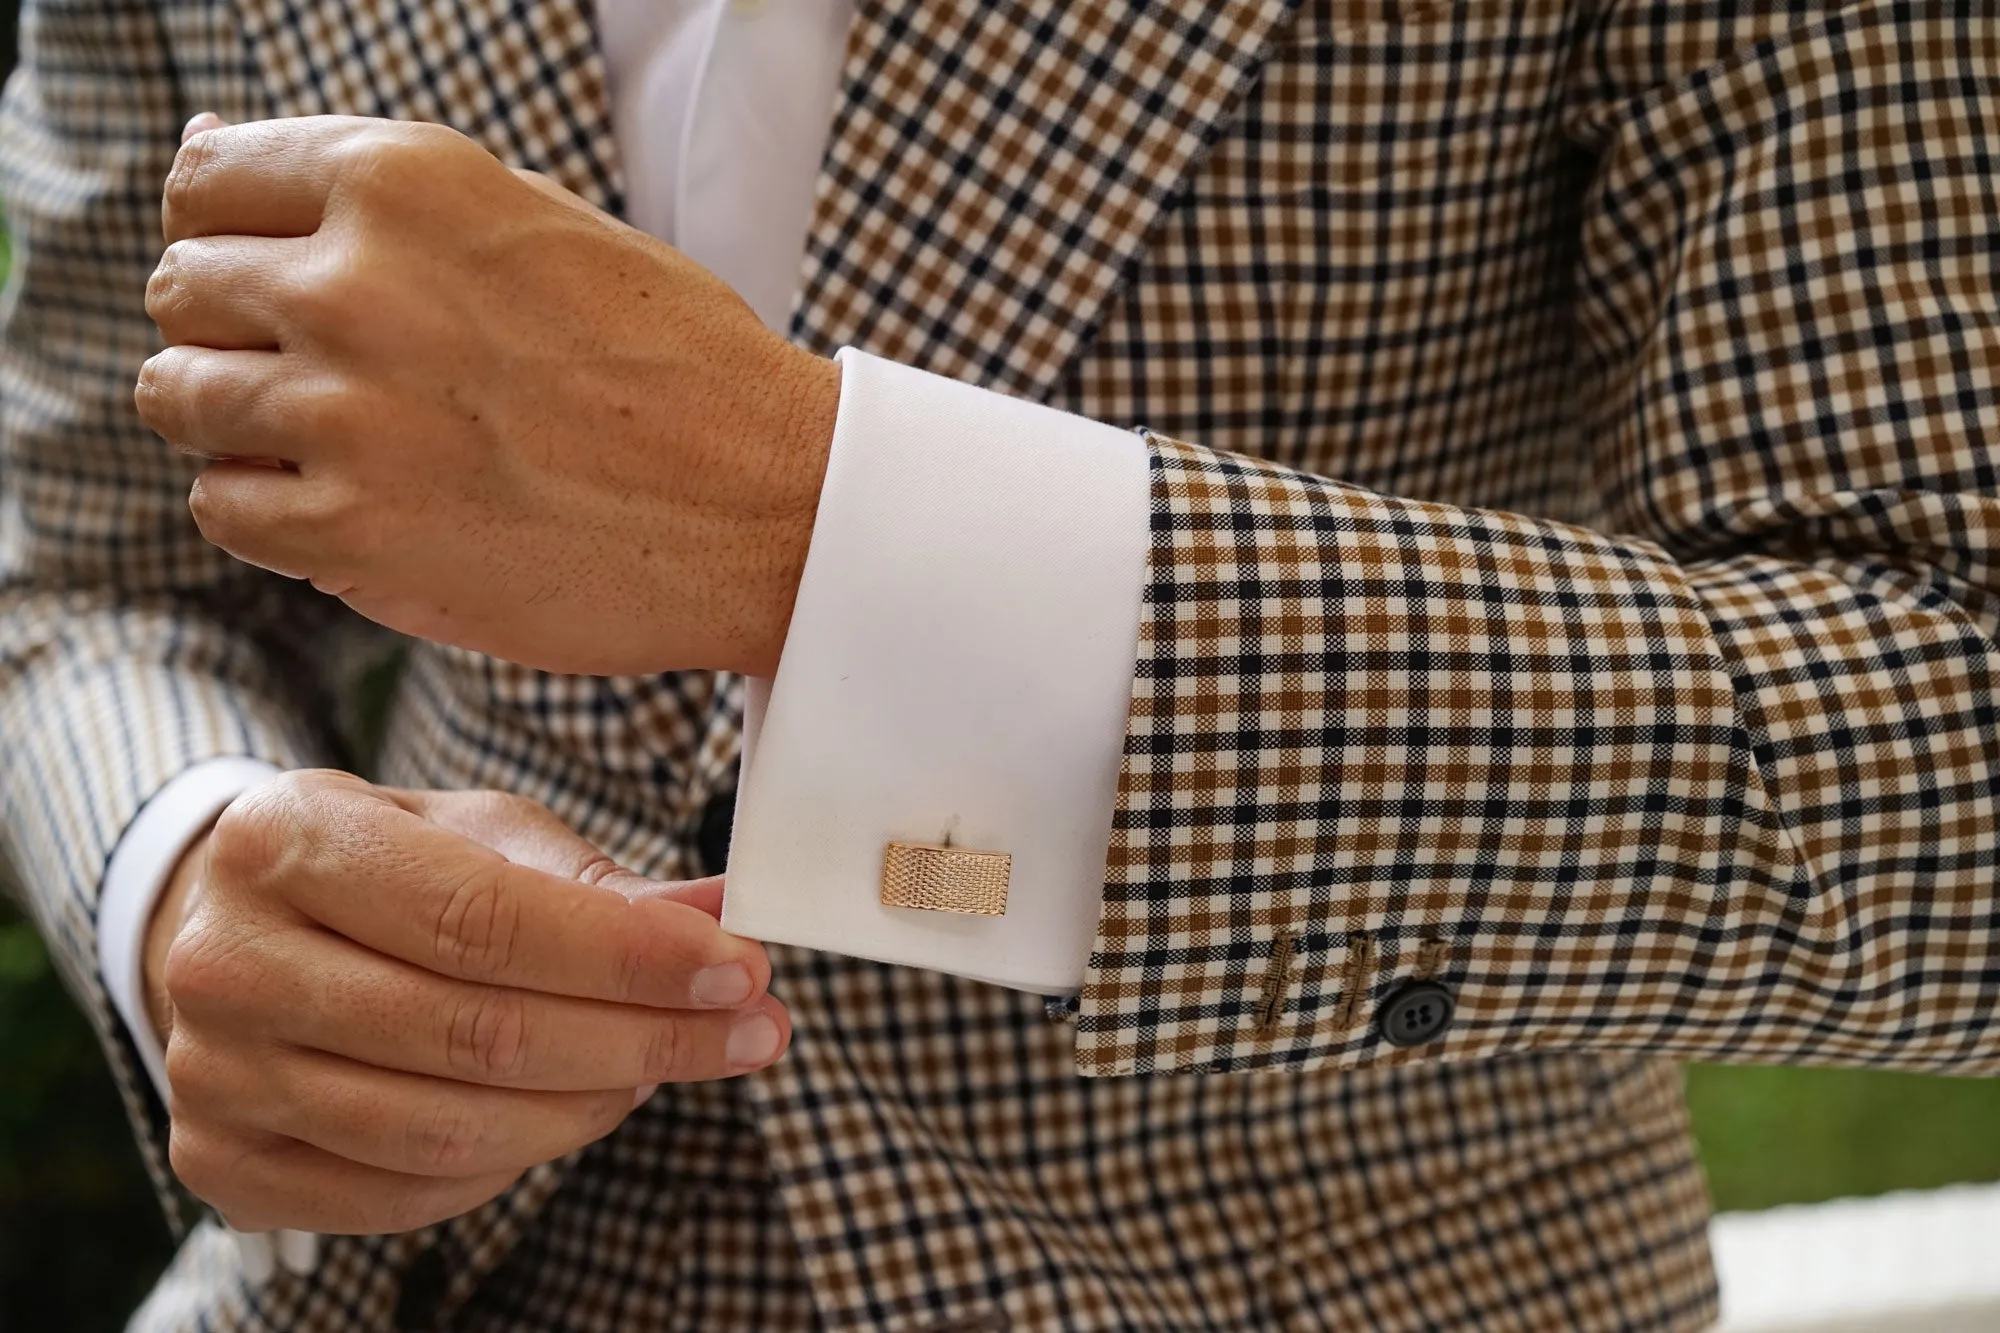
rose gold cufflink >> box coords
[880,841,1011,916]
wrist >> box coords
[738,346,839,678]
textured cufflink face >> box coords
[880,842,1011,916]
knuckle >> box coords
[465,789,521,824]
[397,119,475,166]
[587,1087,638,1140]
[133,352,184,435]
[289,379,353,450]
[166,1124,248,1211]
[333,122,484,214]
[204,790,286,891]
[610,934,648,1005]
[333,129,426,201]
[162,132,217,229]
[277,767,354,800]
[244,773,340,873]
[496,790,544,816]
[443,987,531,1083]
[286,254,362,331]
[407,1100,485,1174]
[186,470,235,542]
[381,1175,482,1235]
[165,1125,213,1194]
[145,245,195,328]
[140,351,226,448]
[432,865,523,981]
[640,1019,693,1083]
[162,922,257,1018]
[160,1031,218,1106]
[301,475,364,553]
[479,790,561,840]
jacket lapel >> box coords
[230,0,623,211]
[793,0,1303,400]
[232,0,1299,399]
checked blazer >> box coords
[4,0,1998,1329]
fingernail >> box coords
[182,112,224,143]
[631,1083,659,1110]
[691,963,752,1007]
[726,1013,781,1069]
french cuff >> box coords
[97,756,320,1280]
[719,348,1150,992]
[98,756,281,1098]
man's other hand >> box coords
[136,114,841,678]
[144,770,788,1235]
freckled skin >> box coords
[139,114,841,679]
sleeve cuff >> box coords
[719,349,1150,992]
[97,756,282,1099]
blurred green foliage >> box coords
[1688,1062,2000,1212]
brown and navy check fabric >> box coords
[1078,0,2000,1080]
[2,0,1995,1329]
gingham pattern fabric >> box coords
[2,1,1994,1331]
[1073,0,2000,1080]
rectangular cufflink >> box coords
[880,841,1011,916]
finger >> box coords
[169,1119,519,1236]
[390,790,740,932]
[393,789,651,890]
[239,780,770,1006]
[186,459,344,580]
[136,345,328,462]
[206,1044,638,1178]
[162,115,372,243]
[148,235,305,349]
[647,874,725,920]
[182,111,228,145]
[172,927,783,1088]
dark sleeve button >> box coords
[1377,980,1455,1048]
[696,787,736,876]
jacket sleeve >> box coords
[0,0,342,1224]
[1075,0,2000,1077]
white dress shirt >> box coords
[99,0,1147,1174]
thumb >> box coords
[621,874,726,921]
[182,111,229,144]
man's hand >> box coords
[144,770,788,1235]
[135,114,840,678]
